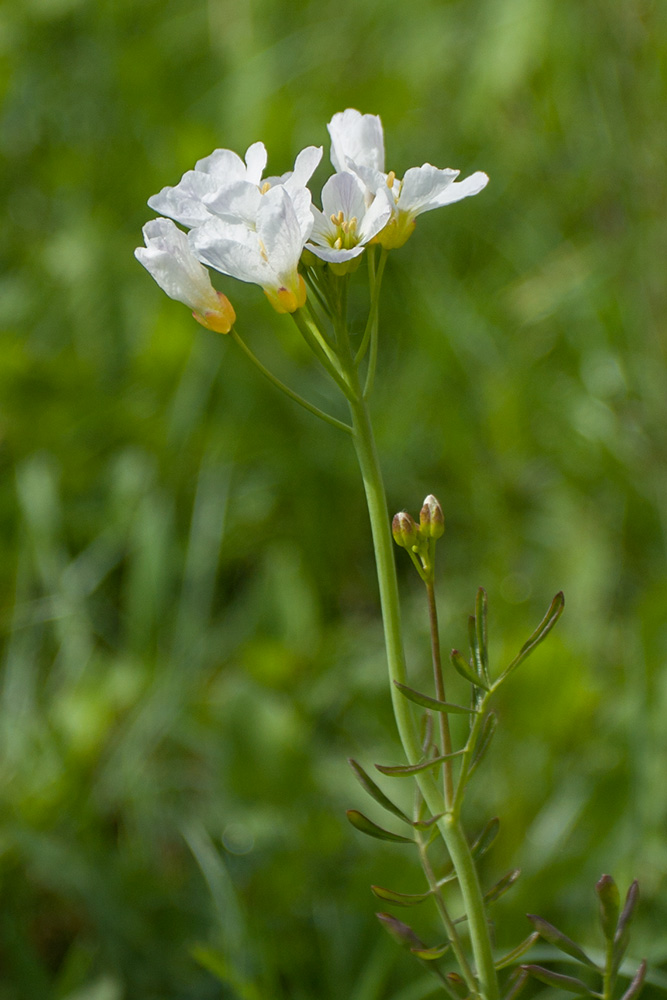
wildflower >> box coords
[189,185,310,314]
[307,172,392,264]
[147,143,322,230]
[135,218,235,333]
[327,109,488,249]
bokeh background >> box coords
[1,0,667,998]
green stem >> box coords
[231,330,352,435]
[345,379,500,1000]
[362,248,388,398]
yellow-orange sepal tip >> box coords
[193,291,236,334]
[264,274,307,314]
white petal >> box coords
[306,242,366,263]
[204,180,262,226]
[285,145,323,190]
[257,186,306,281]
[320,172,366,221]
[136,217,217,311]
[147,170,219,228]
[244,141,268,184]
[195,148,247,182]
[285,186,314,244]
[357,187,393,241]
[430,171,489,207]
[308,206,336,248]
[190,217,273,286]
[397,164,460,217]
[328,109,385,173]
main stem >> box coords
[346,383,500,1000]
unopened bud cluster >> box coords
[392,495,444,580]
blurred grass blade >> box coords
[470,816,500,861]
[527,914,598,968]
[371,885,432,907]
[613,881,640,974]
[349,759,410,822]
[394,681,478,714]
[503,968,529,1000]
[620,960,647,1000]
[346,810,413,844]
[485,869,521,905]
[521,965,592,996]
[498,592,565,682]
[450,649,490,691]
[495,932,540,970]
[376,751,464,778]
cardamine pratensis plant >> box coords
[136,109,646,1000]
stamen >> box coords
[260,182,271,194]
[386,171,396,188]
[334,237,342,249]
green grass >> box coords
[1,0,667,997]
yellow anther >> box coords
[260,182,271,194]
[334,237,342,249]
[386,171,396,188]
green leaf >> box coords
[411,942,450,961]
[468,713,498,780]
[499,592,565,681]
[495,932,540,970]
[375,751,464,777]
[620,960,647,1000]
[450,648,490,690]
[596,874,620,942]
[475,587,490,683]
[348,759,410,823]
[613,881,640,974]
[394,681,478,714]
[376,912,427,952]
[503,968,529,1000]
[371,884,432,907]
[412,812,444,830]
[470,816,500,861]
[346,810,413,844]
[521,965,593,996]
[485,869,521,905]
[527,915,598,969]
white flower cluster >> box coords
[135,109,489,329]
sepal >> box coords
[346,810,413,844]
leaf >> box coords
[485,869,521,905]
[394,681,478,714]
[450,648,490,690]
[527,914,598,969]
[420,710,434,754]
[613,880,640,974]
[375,751,464,777]
[495,932,540,970]
[521,965,593,996]
[596,873,620,942]
[445,972,470,999]
[348,759,410,823]
[470,816,500,861]
[503,968,529,1000]
[468,713,498,780]
[346,810,413,844]
[411,942,450,961]
[499,592,565,681]
[376,912,426,952]
[412,812,444,830]
[475,587,490,683]
[371,884,432,907]
[468,610,485,685]
[619,960,647,1000]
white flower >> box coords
[189,185,311,314]
[327,108,489,248]
[135,218,235,333]
[147,143,322,230]
[307,172,392,264]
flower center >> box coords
[328,212,359,250]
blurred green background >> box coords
[1,0,666,997]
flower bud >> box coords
[419,494,445,539]
[392,511,419,549]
